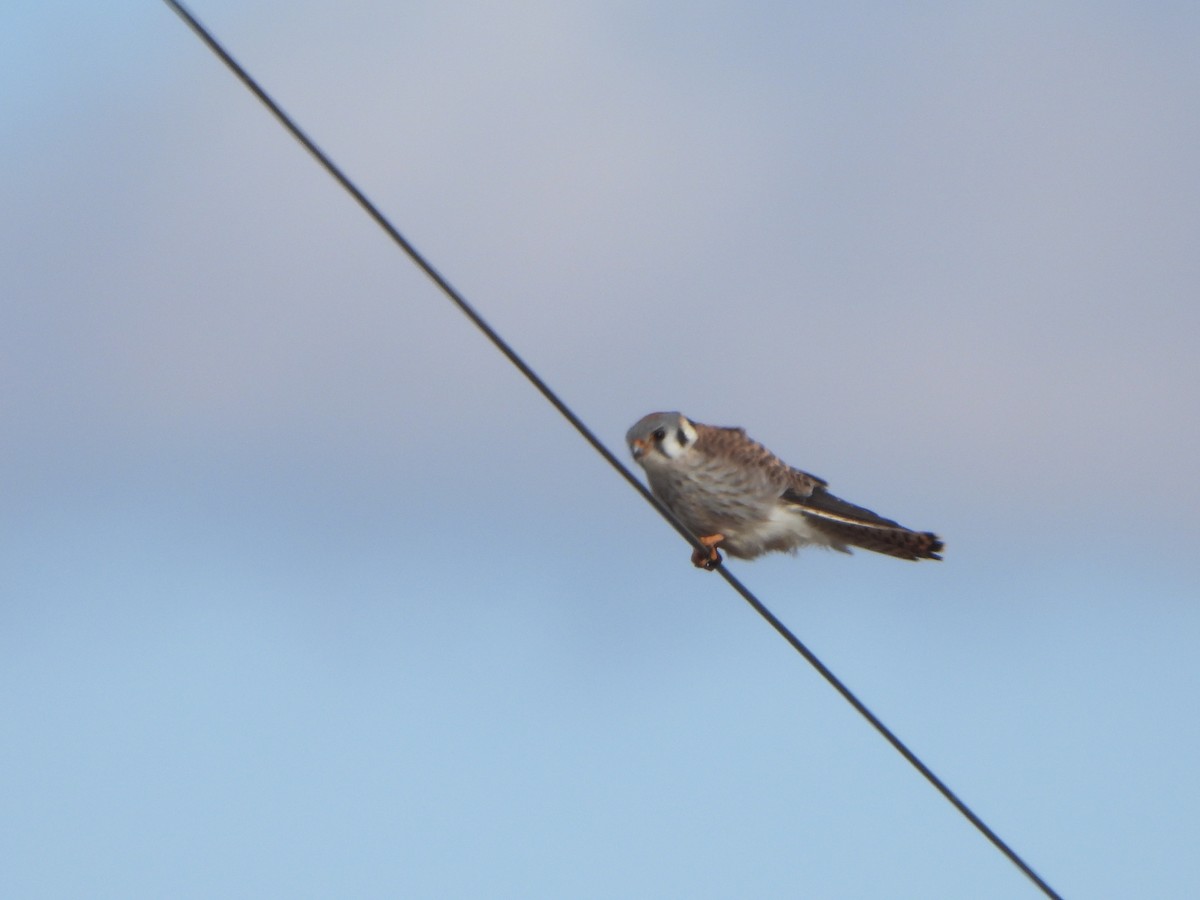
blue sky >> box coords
[4,2,1199,897]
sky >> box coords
[3,1,1199,897]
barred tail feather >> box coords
[792,487,944,561]
[803,513,944,561]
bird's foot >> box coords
[691,534,725,570]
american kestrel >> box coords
[626,411,943,569]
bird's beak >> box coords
[630,438,646,460]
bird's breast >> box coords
[649,462,776,532]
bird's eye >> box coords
[652,428,666,441]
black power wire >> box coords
[160,3,1063,897]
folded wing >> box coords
[782,483,944,561]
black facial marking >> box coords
[676,427,688,446]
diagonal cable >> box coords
[160,3,1063,897]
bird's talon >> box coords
[691,534,725,569]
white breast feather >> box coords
[727,503,842,557]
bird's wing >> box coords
[784,484,944,561]
[693,425,796,490]
[785,467,829,494]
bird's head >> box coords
[626,411,698,466]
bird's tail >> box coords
[795,488,943,561]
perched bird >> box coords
[626,411,943,569]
